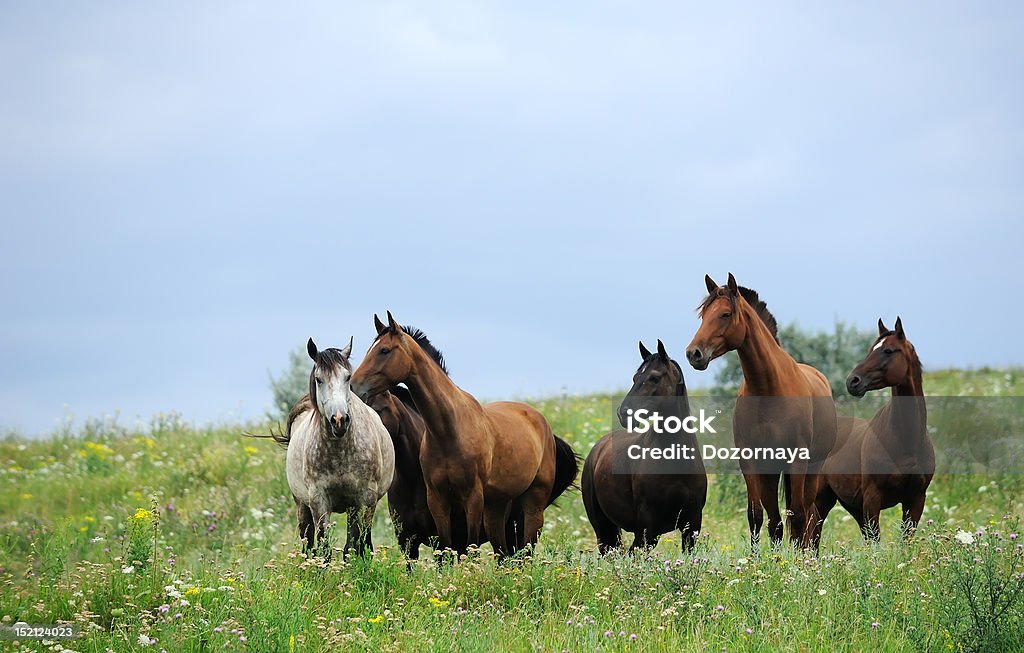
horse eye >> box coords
[883,348,895,355]
[379,347,391,355]
[315,377,323,385]
[721,312,732,319]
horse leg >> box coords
[345,506,374,558]
[679,506,703,553]
[760,474,785,548]
[295,499,315,554]
[464,484,486,556]
[584,495,622,556]
[630,505,658,554]
[742,473,765,550]
[786,467,809,548]
[308,500,332,560]
[810,483,838,551]
[901,493,926,540]
[426,487,455,553]
[518,485,549,554]
[861,485,883,543]
[484,500,512,559]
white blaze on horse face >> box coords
[316,366,351,434]
[872,339,886,352]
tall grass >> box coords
[1,370,1022,652]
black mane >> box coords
[698,285,779,342]
[313,347,351,372]
[376,323,449,375]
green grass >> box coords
[2,371,1024,652]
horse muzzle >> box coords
[329,414,351,437]
[686,346,711,371]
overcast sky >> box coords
[1,2,1022,435]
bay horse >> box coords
[281,337,395,557]
[351,312,579,558]
[582,340,707,554]
[685,274,837,549]
[365,326,525,560]
[815,317,933,541]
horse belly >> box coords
[483,402,549,497]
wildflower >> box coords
[429,597,450,608]
[185,587,200,596]
[818,589,827,596]
[244,446,259,455]
[368,615,384,624]
[745,628,753,635]
[138,633,157,646]
[871,622,880,630]
[122,565,136,574]
[954,530,975,545]
[629,634,638,641]
[716,605,725,612]
[20,493,32,500]
[132,508,154,521]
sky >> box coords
[1,2,1022,436]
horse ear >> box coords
[386,310,400,334]
[307,338,318,361]
[704,274,718,294]
[894,316,905,340]
[726,273,739,295]
[639,341,652,360]
[374,314,386,335]
[657,339,668,359]
[878,318,888,336]
[340,336,353,359]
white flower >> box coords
[817,589,827,596]
[955,530,975,545]
[121,565,135,574]
[138,633,157,646]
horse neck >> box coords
[735,306,798,396]
[386,393,425,475]
[403,343,474,443]
[880,360,928,446]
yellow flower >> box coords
[244,446,259,455]
[132,508,154,521]
[290,635,295,653]
[368,615,384,624]
[428,597,450,608]
[84,516,95,523]
[185,587,200,596]
[20,493,32,500]
[79,526,88,532]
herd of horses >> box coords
[264,273,934,560]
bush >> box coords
[711,320,876,398]
[268,347,310,421]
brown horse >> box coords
[815,317,933,541]
[582,340,707,554]
[351,312,578,557]
[364,327,524,560]
[685,274,837,549]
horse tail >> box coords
[242,394,312,449]
[242,423,290,449]
[548,435,581,506]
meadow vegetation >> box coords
[2,370,1023,652]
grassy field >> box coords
[2,369,1023,652]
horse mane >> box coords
[698,286,779,343]
[378,324,449,374]
[312,347,352,372]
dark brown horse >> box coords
[685,274,837,549]
[582,340,707,554]
[352,312,578,557]
[815,317,933,541]
[364,326,524,560]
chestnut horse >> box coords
[685,274,837,549]
[352,312,578,557]
[364,326,524,559]
[815,317,933,541]
[582,340,707,554]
